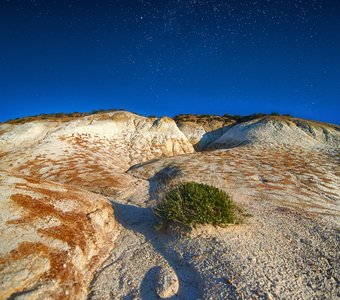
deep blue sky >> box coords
[1,0,339,124]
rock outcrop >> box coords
[0,171,117,299]
[174,114,233,150]
[208,117,340,149]
[0,111,194,195]
[177,121,229,150]
[175,115,340,150]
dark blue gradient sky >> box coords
[1,0,339,123]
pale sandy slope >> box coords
[89,144,339,299]
[0,111,195,299]
[0,111,194,196]
[178,116,340,150]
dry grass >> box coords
[3,109,125,124]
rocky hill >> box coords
[209,116,340,149]
[0,111,193,196]
[0,111,339,299]
[174,114,340,150]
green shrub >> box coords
[154,182,241,228]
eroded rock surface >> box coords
[0,171,117,299]
[209,117,340,149]
[125,145,340,299]
[0,111,194,195]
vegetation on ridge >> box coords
[4,108,126,124]
[4,109,292,125]
[173,112,293,125]
[4,109,338,129]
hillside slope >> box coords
[0,111,339,299]
[122,144,339,299]
[0,111,194,195]
[175,115,340,150]
[209,116,340,149]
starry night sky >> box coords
[1,0,339,123]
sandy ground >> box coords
[89,145,340,299]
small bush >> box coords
[154,182,241,228]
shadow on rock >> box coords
[148,165,182,201]
[111,201,200,300]
[194,126,229,151]
[140,266,161,299]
